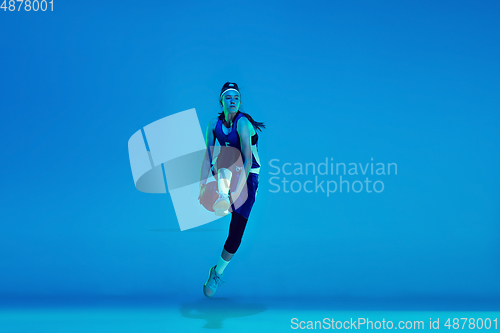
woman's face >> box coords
[221,91,240,114]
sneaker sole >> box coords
[213,199,230,212]
[214,209,229,216]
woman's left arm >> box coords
[232,117,253,199]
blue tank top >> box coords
[214,112,261,172]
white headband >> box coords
[220,88,240,98]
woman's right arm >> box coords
[200,118,216,188]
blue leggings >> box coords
[224,212,248,254]
[215,146,258,254]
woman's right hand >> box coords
[198,182,206,203]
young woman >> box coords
[199,82,265,297]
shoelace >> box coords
[213,273,225,286]
[215,194,230,205]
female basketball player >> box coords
[199,82,265,297]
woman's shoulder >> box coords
[236,114,255,133]
[208,117,220,130]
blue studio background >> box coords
[1,0,499,305]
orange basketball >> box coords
[199,181,219,212]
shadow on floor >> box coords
[149,229,224,232]
[179,298,267,329]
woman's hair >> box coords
[218,82,266,132]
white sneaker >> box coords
[203,265,225,297]
[213,193,230,216]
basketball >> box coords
[199,181,219,212]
